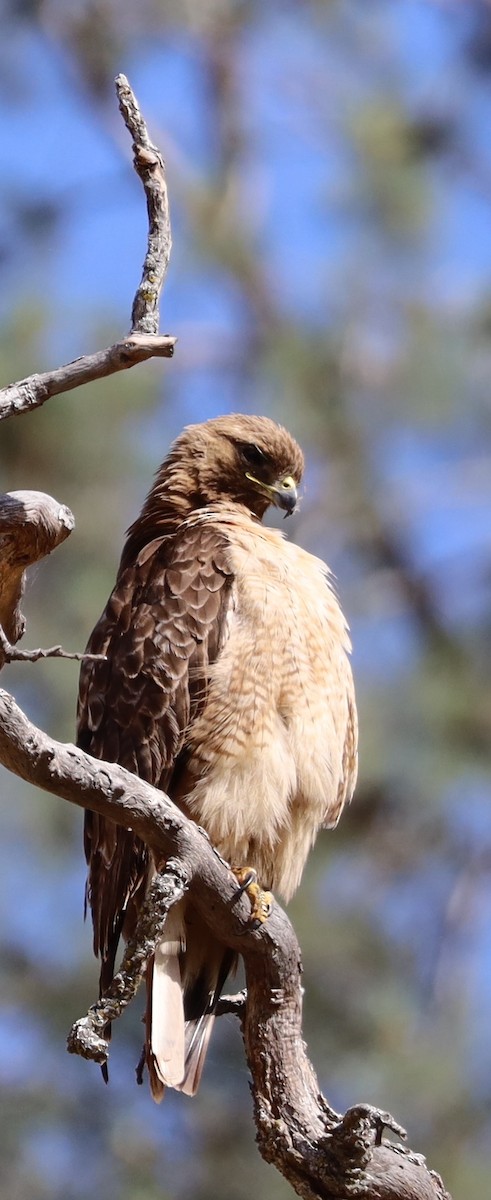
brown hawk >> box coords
[77,414,357,1099]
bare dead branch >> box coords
[0,334,176,422]
[0,491,74,644]
[0,688,451,1200]
[0,74,175,423]
[116,73,172,335]
[0,629,106,666]
[215,989,247,1017]
[67,862,189,1066]
[0,490,107,668]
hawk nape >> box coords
[77,413,358,1100]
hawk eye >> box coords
[239,442,269,469]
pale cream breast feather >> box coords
[183,508,357,901]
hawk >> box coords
[78,414,357,1099]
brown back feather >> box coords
[78,518,235,989]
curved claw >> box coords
[232,866,274,925]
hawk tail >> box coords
[146,905,186,1101]
[145,904,235,1100]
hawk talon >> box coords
[232,866,274,925]
[233,866,258,896]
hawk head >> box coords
[170,413,305,519]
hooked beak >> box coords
[245,473,298,516]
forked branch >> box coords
[0,690,451,1200]
[0,75,175,422]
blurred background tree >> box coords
[1,2,491,1198]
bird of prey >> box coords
[77,413,357,1100]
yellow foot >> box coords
[232,867,273,925]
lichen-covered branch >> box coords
[0,688,451,1200]
[67,863,189,1066]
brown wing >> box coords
[77,519,234,992]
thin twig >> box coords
[0,628,106,666]
[215,989,247,1018]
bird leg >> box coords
[232,866,273,926]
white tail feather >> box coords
[146,905,233,1100]
[150,908,186,1090]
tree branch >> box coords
[0,491,74,645]
[0,336,176,421]
[0,490,106,667]
[0,629,105,666]
[67,863,189,1066]
[0,75,175,423]
[115,73,172,335]
[0,689,451,1200]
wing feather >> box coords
[78,520,234,989]
[323,676,358,830]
